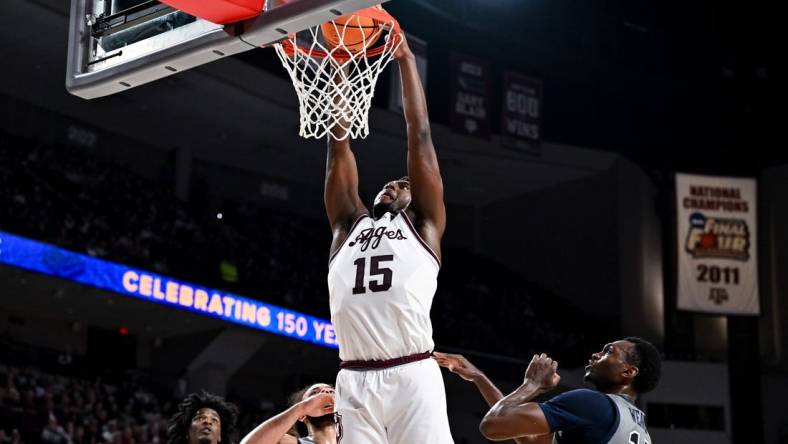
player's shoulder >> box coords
[277,434,300,444]
[551,388,610,403]
[540,389,618,437]
[542,388,617,418]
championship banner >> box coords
[450,52,491,138]
[389,33,428,113]
[675,173,759,315]
[501,71,541,155]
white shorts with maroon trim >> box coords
[335,358,454,444]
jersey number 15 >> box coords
[353,255,394,294]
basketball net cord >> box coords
[273,20,402,140]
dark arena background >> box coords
[0,0,785,443]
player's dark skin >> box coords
[434,352,550,444]
[479,340,642,441]
[325,34,446,261]
[241,384,336,444]
[188,408,223,444]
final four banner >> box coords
[675,173,760,315]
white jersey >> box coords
[604,395,651,444]
[327,211,440,362]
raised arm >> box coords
[394,36,446,251]
[434,352,552,444]
[240,393,334,444]
[480,355,559,441]
[325,78,368,253]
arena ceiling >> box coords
[1,0,618,209]
[0,0,782,190]
[387,0,783,176]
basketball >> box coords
[320,6,384,52]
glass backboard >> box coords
[66,0,391,99]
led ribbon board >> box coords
[0,231,338,348]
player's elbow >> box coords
[479,415,510,441]
[407,124,432,142]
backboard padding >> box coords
[66,0,392,99]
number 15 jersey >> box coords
[327,211,441,362]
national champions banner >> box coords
[675,173,759,314]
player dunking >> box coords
[324,35,453,443]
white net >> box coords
[273,16,402,140]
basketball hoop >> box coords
[273,6,402,140]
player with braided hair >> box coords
[167,391,239,444]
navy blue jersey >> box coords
[539,389,651,444]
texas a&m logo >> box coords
[348,226,407,252]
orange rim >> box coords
[279,5,402,60]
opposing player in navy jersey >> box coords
[324,34,452,443]
[479,337,662,444]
